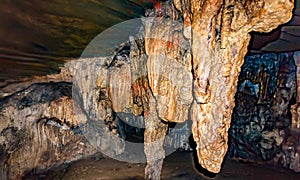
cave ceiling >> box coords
[0,0,299,81]
[249,0,300,54]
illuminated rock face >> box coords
[103,0,294,177]
[0,0,294,179]
[174,0,294,174]
[123,0,294,177]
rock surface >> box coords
[228,52,300,173]
[178,0,294,173]
[0,82,97,179]
[0,0,295,179]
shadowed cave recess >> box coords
[0,0,300,179]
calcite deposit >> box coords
[175,0,294,174]
[0,0,295,179]
[141,0,294,176]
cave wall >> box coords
[228,51,300,172]
[0,0,295,179]
[0,81,97,179]
[1,50,300,179]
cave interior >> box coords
[0,0,300,179]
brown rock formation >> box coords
[127,0,294,177]
[173,0,294,174]
[0,0,294,179]
[0,81,96,179]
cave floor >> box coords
[24,151,300,180]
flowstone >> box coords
[0,0,294,179]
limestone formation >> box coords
[0,82,97,179]
[173,0,294,174]
[134,0,294,176]
[0,0,294,179]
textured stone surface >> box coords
[0,0,295,179]
[0,82,97,179]
[0,0,298,81]
[180,0,294,173]
[145,16,193,123]
[0,66,72,99]
[228,52,300,172]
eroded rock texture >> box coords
[0,0,294,179]
[174,0,294,173]
[0,82,97,179]
[141,0,294,175]
[228,52,300,172]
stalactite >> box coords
[187,0,293,174]
[220,0,234,49]
[0,0,294,179]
